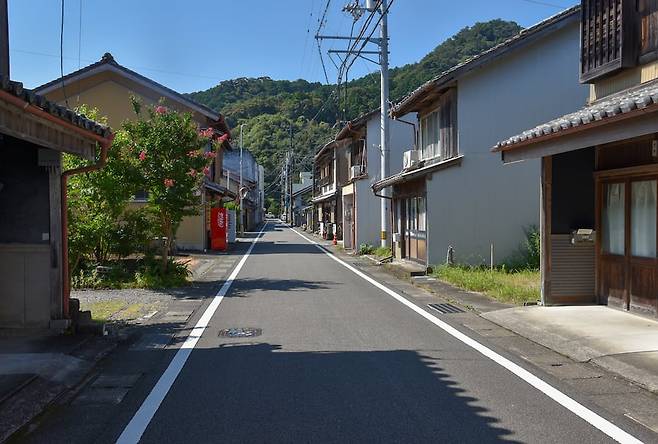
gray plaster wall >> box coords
[425,20,588,266]
[355,113,415,247]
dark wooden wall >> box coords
[0,136,51,243]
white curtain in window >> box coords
[631,180,657,257]
[602,183,625,255]
[418,197,426,231]
[421,111,440,160]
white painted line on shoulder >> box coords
[116,223,268,444]
[289,227,643,444]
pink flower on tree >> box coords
[203,166,210,176]
[204,151,217,159]
[187,150,199,158]
[139,150,147,161]
[199,128,214,138]
[155,105,168,115]
[218,133,229,143]
[164,178,175,188]
[187,168,197,177]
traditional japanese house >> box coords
[223,148,264,231]
[34,53,233,251]
[292,172,313,228]
[494,0,658,318]
[374,6,588,267]
[313,139,348,239]
[333,109,414,250]
[0,78,112,329]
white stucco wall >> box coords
[425,20,588,266]
[355,113,415,247]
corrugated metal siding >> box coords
[550,234,596,301]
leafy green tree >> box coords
[64,105,138,271]
[118,103,215,272]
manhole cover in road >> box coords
[218,327,262,338]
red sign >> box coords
[210,207,227,251]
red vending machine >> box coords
[210,207,227,251]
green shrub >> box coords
[134,257,191,288]
[503,225,541,271]
[358,243,376,255]
[374,246,392,258]
[71,268,103,290]
[110,209,154,259]
[71,257,191,290]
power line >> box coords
[518,0,568,8]
[299,0,316,78]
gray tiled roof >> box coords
[1,75,110,137]
[36,53,220,122]
[494,80,658,150]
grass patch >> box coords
[433,264,540,305]
[81,300,155,322]
[82,300,127,322]
[374,246,392,258]
[358,244,392,258]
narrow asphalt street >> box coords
[18,222,656,443]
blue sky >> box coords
[8,0,578,93]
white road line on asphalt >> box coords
[289,227,644,444]
[116,223,268,444]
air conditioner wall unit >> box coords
[403,150,420,169]
[350,165,363,180]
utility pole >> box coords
[0,0,9,78]
[288,123,294,225]
[239,124,244,235]
[316,0,391,247]
[379,0,390,248]
[283,151,289,222]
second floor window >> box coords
[421,110,440,160]
[419,88,457,161]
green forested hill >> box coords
[186,19,522,204]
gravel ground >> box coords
[73,280,219,322]
[72,249,243,323]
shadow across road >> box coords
[140,342,522,443]
[227,277,336,297]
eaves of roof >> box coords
[0,75,110,138]
[34,53,221,122]
[372,155,463,192]
[493,79,658,153]
[335,108,380,140]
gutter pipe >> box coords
[61,134,113,318]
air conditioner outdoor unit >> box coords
[403,150,420,170]
[350,165,363,180]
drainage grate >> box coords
[218,327,262,338]
[428,303,464,314]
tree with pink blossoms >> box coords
[117,101,218,272]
